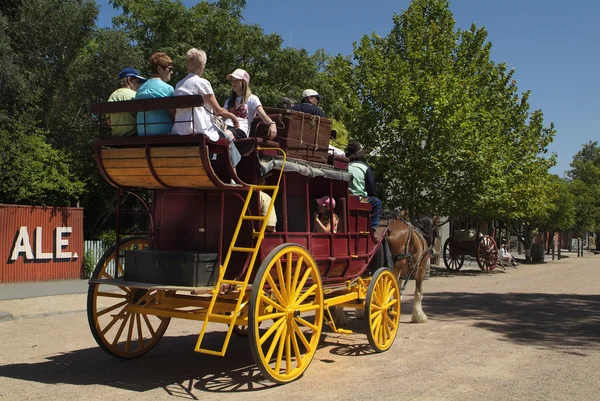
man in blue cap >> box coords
[107,67,147,137]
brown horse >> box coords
[374,212,438,323]
[332,213,437,326]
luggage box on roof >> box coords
[250,107,333,164]
[124,249,218,287]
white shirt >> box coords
[171,73,219,141]
[223,94,262,136]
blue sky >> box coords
[96,0,599,177]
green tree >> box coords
[567,141,600,235]
[327,0,555,220]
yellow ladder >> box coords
[195,148,285,356]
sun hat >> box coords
[226,68,250,84]
[345,140,368,159]
[316,196,336,209]
[118,67,147,82]
[301,89,322,101]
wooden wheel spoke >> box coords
[292,320,311,350]
[275,260,288,300]
[285,329,292,374]
[125,311,135,352]
[291,269,312,303]
[97,300,129,317]
[292,257,304,294]
[258,311,285,323]
[383,298,398,310]
[100,308,128,336]
[370,308,383,322]
[142,313,156,336]
[295,315,319,332]
[136,313,144,348]
[293,284,318,308]
[290,326,303,368]
[265,276,286,307]
[259,316,285,346]
[265,320,287,362]
[285,253,293,298]
[274,324,288,373]
[112,311,130,346]
[260,292,286,312]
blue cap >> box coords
[118,67,147,82]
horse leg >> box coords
[411,257,429,323]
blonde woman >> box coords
[222,68,277,140]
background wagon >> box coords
[442,228,498,271]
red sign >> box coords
[0,204,84,283]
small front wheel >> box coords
[248,244,323,384]
[365,267,401,352]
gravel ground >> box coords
[0,252,598,401]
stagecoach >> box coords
[87,96,401,383]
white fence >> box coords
[84,240,109,266]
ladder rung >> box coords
[231,246,258,253]
[253,230,261,238]
[207,314,236,324]
[221,279,245,286]
[252,185,278,190]
[242,215,267,221]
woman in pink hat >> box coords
[313,196,339,233]
[222,68,278,140]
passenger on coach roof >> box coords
[107,67,147,137]
[290,89,326,118]
[135,52,175,136]
[222,68,278,140]
[171,48,242,167]
[345,141,382,230]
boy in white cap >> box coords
[290,89,326,118]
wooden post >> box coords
[552,241,555,260]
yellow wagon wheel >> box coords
[248,244,323,384]
[87,237,170,359]
[365,267,401,352]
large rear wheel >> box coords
[87,237,170,359]
[248,244,323,384]
[477,235,498,272]
[365,268,401,352]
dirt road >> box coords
[1,254,599,401]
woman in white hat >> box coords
[313,196,339,233]
[222,68,278,140]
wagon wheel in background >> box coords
[365,267,401,352]
[87,237,171,358]
[443,238,464,271]
[248,244,324,384]
[476,235,498,271]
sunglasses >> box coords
[164,66,173,72]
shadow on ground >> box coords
[0,311,395,395]
[424,291,600,350]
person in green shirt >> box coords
[107,67,146,137]
[345,141,382,230]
